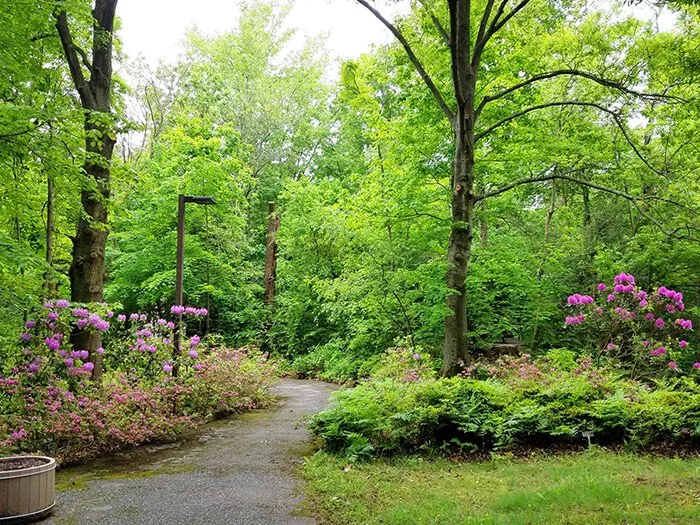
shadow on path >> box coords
[41,379,338,525]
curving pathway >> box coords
[41,379,338,525]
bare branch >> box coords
[475,171,698,241]
[476,69,684,118]
[472,0,496,69]
[418,0,450,47]
[474,100,664,176]
[487,0,532,42]
[354,0,455,122]
[74,44,93,72]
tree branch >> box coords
[476,69,684,118]
[418,0,450,47]
[355,0,455,123]
[475,171,697,241]
[74,44,93,72]
[487,0,532,42]
[472,0,496,70]
[474,100,664,176]
[54,5,95,108]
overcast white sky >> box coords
[117,0,676,72]
[118,0,404,66]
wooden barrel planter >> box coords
[0,457,55,524]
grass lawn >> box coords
[302,450,700,524]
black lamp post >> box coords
[173,194,216,375]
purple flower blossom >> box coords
[676,319,693,330]
[565,315,585,326]
[117,314,127,322]
[96,320,110,331]
[185,306,197,315]
[614,284,624,293]
[189,349,198,359]
[72,308,89,318]
[139,314,147,322]
[668,361,678,370]
[43,301,54,309]
[650,347,666,356]
[597,283,607,292]
[194,364,204,371]
[82,362,94,371]
[639,300,648,308]
[56,299,70,308]
[76,319,88,329]
[166,322,175,330]
[64,358,74,367]
[25,320,36,329]
[607,294,615,303]
[679,340,688,349]
[156,318,167,326]
[162,362,173,373]
[645,313,655,321]
[642,340,650,347]
[198,308,208,317]
[130,313,139,321]
[163,338,172,345]
[47,312,59,321]
[106,311,114,318]
[171,305,185,315]
[190,335,201,347]
[693,363,700,369]
[655,318,665,328]
[606,343,616,351]
[96,347,105,355]
[28,363,40,373]
[45,337,60,351]
[19,332,32,342]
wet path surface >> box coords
[41,379,338,525]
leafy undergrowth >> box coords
[303,450,700,524]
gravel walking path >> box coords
[41,379,337,525]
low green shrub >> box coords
[309,354,700,457]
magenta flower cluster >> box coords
[565,273,697,375]
[170,305,208,317]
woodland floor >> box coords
[41,379,338,525]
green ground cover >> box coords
[303,451,700,525]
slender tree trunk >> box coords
[45,174,57,295]
[264,202,280,306]
[530,179,557,350]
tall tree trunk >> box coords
[56,0,119,381]
[442,0,475,377]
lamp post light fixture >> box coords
[173,194,216,376]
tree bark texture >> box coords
[264,202,280,306]
[55,0,118,380]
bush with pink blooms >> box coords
[0,301,277,464]
[563,273,698,379]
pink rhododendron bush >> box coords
[563,273,698,378]
[309,273,698,458]
[0,301,277,464]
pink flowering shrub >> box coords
[564,273,697,378]
[0,301,277,464]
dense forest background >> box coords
[1,0,699,373]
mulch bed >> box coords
[0,457,49,472]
